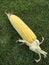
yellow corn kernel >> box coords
[6,13,37,43]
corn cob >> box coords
[6,13,36,43]
[5,12,47,62]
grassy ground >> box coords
[0,0,49,65]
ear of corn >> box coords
[6,13,37,43]
[6,13,47,62]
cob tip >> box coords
[5,12,11,18]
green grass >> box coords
[0,0,49,65]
